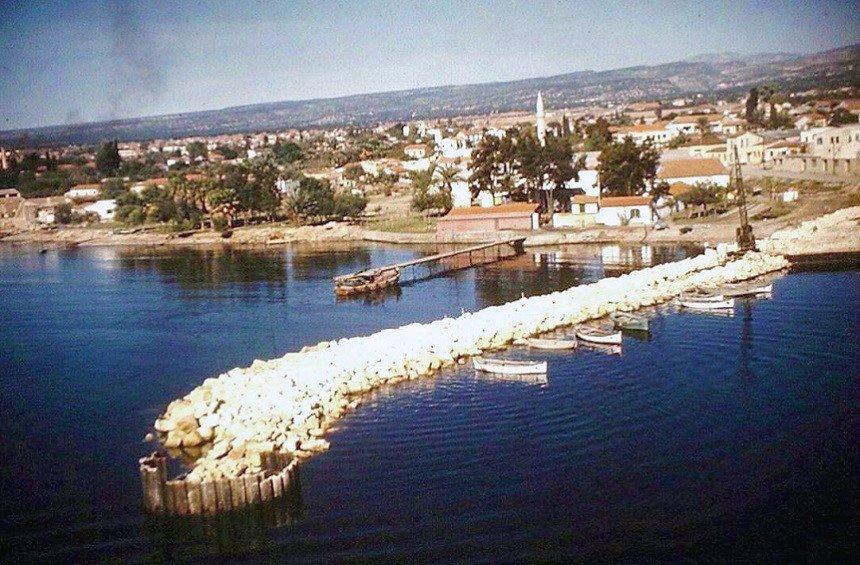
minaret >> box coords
[536,92,547,146]
[0,147,7,171]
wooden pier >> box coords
[334,237,527,290]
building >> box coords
[0,188,21,199]
[726,132,764,164]
[657,158,730,187]
[65,184,101,201]
[667,114,722,136]
[536,92,547,146]
[595,196,654,226]
[611,122,676,146]
[436,202,539,233]
[404,144,428,159]
[83,199,117,221]
[773,124,860,176]
[551,195,599,228]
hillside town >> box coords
[1,85,858,243]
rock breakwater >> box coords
[142,247,789,514]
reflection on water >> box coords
[2,243,853,561]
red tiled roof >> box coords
[445,203,538,217]
[668,181,693,197]
[571,195,599,204]
[600,196,651,207]
[658,158,727,179]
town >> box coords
[1,84,857,246]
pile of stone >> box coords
[151,248,788,491]
[760,205,860,256]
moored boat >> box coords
[679,290,725,302]
[525,338,578,350]
[609,312,649,332]
[679,298,735,310]
[473,357,548,375]
[335,267,400,296]
[575,327,622,345]
[724,283,773,297]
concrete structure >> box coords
[0,188,21,199]
[65,184,101,201]
[595,196,654,226]
[552,195,599,228]
[536,92,547,146]
[657,158,730,187]
[437,203,539,232]
[404,144,427,159]
[83,199,117,221]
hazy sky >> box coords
[1,0,857,130]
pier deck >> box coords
[334,237,526,286]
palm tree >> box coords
[434,164,462,193]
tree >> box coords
[583,117,612,151]
[96,140,122,175]
[544,135,581,190]
[186,141,208,161]
[745,88,759,124]
[696,116,711,136]
[100,178,127,199]
[289,176,335,217]
[678,182,722,217]
[272,140,302,164]
[828,107,859,126]
[342,163,364,181]
[561,114,571,138]
[597,138,660,196]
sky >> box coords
[0,0,858,131]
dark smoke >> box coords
[106,0,163,121]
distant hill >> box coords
[2,44,857,147]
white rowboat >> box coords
[575,328,623,345]
[525,338,578,350]
[725,284,773,297]
[679,291,725,302]
[679,298,735,310]
[473,357,548,375]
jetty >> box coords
[333,237,526,289]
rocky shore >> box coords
[758,205,860,256]
[149,247,788,491]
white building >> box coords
[64,185,101,201]
[404,144,428,159]
[595,196,654,226]
[657,158,730,187]
[83,199,117,221]
[611,123,677,147]
[450,180,471,208]
[801,125,860,159]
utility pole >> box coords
[732,146,756,252]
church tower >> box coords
[536,91,547,146]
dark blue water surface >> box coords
[0,242,856,562]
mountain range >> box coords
[2,44,857,147]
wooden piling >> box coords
[245,474,261,505]
[230,476,247,508]
[259,475,273,502]
[187,481,203,515]
[201,480,218,514]
[170,480,190,516]
[271,473,283,499]
[215,479,232,512]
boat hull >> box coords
[525,338,577,350]
[679,298,735,310]
[473,357,548,375]
[575,330,622,345]
[609,313,649,332]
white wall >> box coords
[595,205,653,226]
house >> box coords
[404,144,428,159]
[773,124,860,176]
[595,196,654,226]
[667,114,722,136]
[65,183,101,201]
[726,132,764,164]
[763,139,803,164]
[0,188,21,199]
[610,122,676,146]
[551,195,599,228]
[657,158,730,187]
[436,202,539,233]
[83,199,117,221]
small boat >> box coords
[334,267,400,296]
[679,290,725,302]
[575,327,622,345]
[679,298,735,310]
[525,338,578,350]
[724,284,773,297]
[609,312,649,332]
[473,357,548,375]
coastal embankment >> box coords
[142,247,807,514]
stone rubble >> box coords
[153,245,789,483]
[759,205,860,256]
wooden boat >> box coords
[473,357,548,375]
[679,290,725,302]
[335,267,400,296]
[609,312,649,332]
[575,328,622,345]
[679,297,735,310]
[724,284,773,297]
[525,338,578,350]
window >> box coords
[630,208,641,219]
